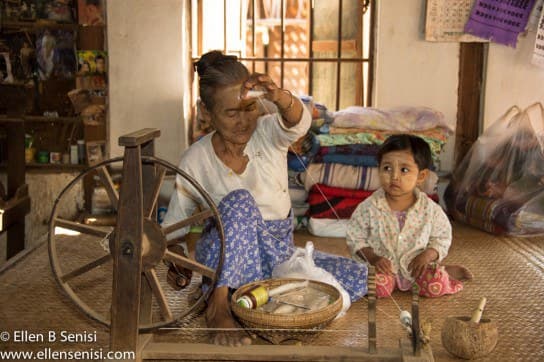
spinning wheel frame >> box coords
[48,155,225,332]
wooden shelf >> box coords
[24,115,81,123]
[25,163,88,171]
[0,115,81,123]
[0,162,87,172]
[1,20,78,31]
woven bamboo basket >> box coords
[231,278,342,344]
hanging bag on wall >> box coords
[446,102,544,236]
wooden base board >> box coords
[136,334,433,362]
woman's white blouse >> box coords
[163,102,311,238]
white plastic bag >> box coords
[272,241,351,317]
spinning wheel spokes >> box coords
[49,156,225,332]
[162,209,214,237]
[60,254,112,283]
[144,268,174,320]
[144,164,167,219]
[95,166,119,210]
[54,217,112,238]
[163,250,215,279]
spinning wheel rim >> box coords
[48,156,225,332]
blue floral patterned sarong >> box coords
[195,189,367,302]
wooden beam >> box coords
[455,43,485,167]
[141,343,420,361]
[118,128,161,147]
[312,39,357,53]
[5,123,27,258]
[110,146,144,351]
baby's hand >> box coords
[373,257,394,276]
[408,249,438,279]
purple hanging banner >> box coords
[464,0,536,47]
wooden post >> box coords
[110,129,160,353]
[455,43,485,167]
[139,137,156,325]
[5,122,27,258]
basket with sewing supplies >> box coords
[441,297,498,359]
[231,278,342,344]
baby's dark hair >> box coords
[377,134,433,170]
[194,50,249,110]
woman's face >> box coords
[203,82,260,146]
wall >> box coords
[484,31,544,129]
[105,0,544,171]
[374,0,544,171]
[107,0,190,165]
[373,0,460,172]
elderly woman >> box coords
[163,50,367,346]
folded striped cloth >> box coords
[317,144,380,156]
[307,184,373,219]
[301,163,439,195]
[301,163,381,192]
[312,153,378,167]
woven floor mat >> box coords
[0,222,542,361]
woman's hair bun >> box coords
[194,50,238,76]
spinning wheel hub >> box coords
[141,218,167,270]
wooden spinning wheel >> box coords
[48,129,225,337]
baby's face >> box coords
[378,150,427,197]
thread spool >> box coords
[400,310,412,327]
[400,310,412,333]
[236,285,269,309]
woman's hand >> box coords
[408,248,438,279]
[243,73,292,110]
[243,72,302,127]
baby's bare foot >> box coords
[445,264,473,281]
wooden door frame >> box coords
[455,43,485,168]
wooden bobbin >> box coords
[367,265,377,354]
[411,285,421,356]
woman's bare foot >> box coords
[206,286,252,346]
[445,264,473,281]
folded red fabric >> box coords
[307,184,373,219]
[307,183,440,219]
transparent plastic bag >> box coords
[272,241,351,317]
[446,103,544,236]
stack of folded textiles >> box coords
[287,98,332,227]
[301,105,454,238]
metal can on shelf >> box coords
[77,140,85,164]
[25,148,36,163]
[50,152,62,164]
[70,145,78,164]
[36,151,49,164]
